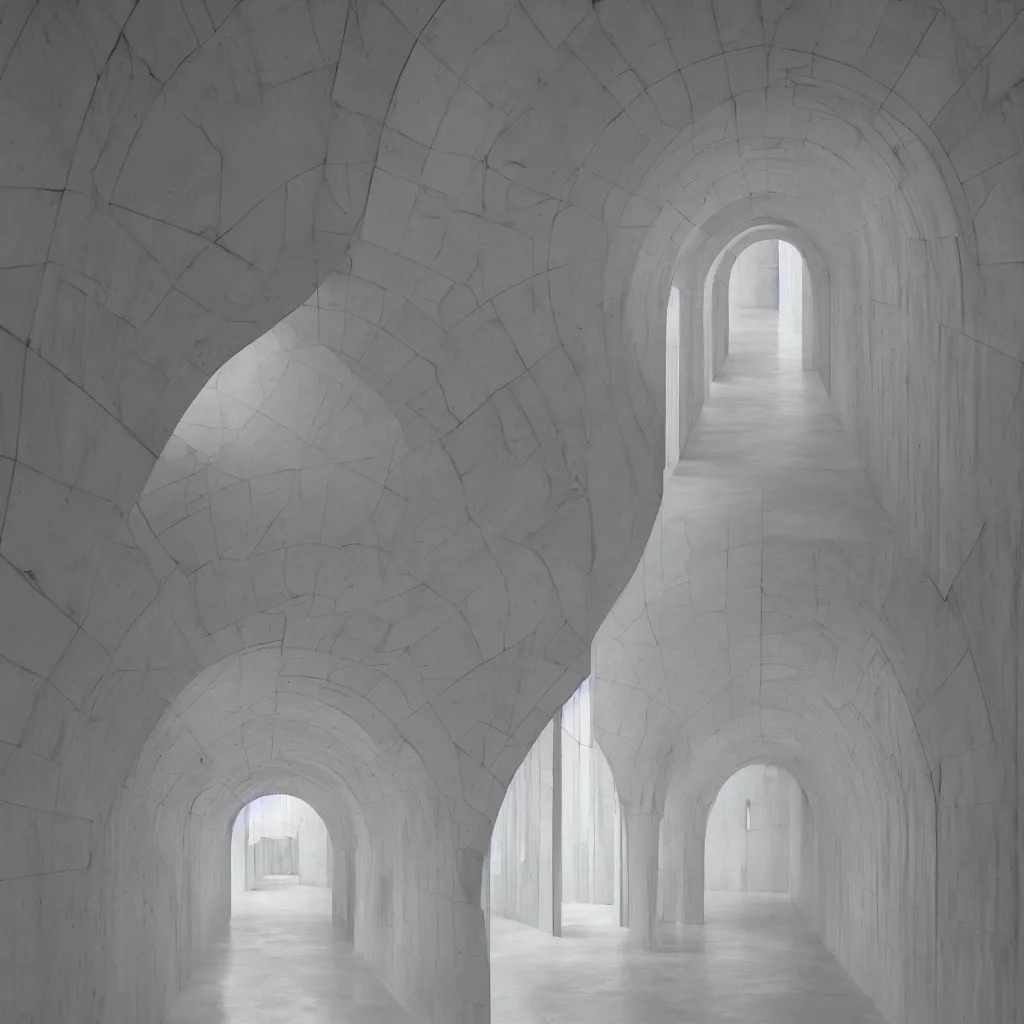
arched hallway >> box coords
[596,292,949,1018]
[165,882,413,1024]
[0,3,1021,1024]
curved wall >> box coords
[594,25,1021,1022]
[0,5,1021,1024]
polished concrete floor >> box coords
[491,895,888,1024]
[672,308,890,542]
[164,879,414,1024]
[164,887,886,1023]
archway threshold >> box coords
[491,894,887,1024]
[164,885,413,1024]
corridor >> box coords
[164,882,412,1024]
[165,314,908,1024]
[3,5,1019,1023]
[491,895,887,1024]
[487,309,893,1024]
[674,307,889,539]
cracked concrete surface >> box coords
[0,3,1021,1024]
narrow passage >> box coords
[164,880,412,1024]
[491,307,892,1024]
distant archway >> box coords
[485,677,622,939]
[703,225,830,393]
[229,793,333,904]
[658,759,819,929]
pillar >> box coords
[682,828,705,924]
[537,711,563,936]
[551,705,562,936]
[624,804,661,948]
[244,802,255,891]
[332,844,356,941]
[614,795,625,926]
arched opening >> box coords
[486,677,624,1020]
[702,765,816,924]
[229,794,333,905]
[701,227,827,396]
[665,223,830,475]
[725,239,804,362]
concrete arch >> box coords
[700,224,832,392]
[664,740,828,929]
[484,686,624,940]
[225,784,358,940]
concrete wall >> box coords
[789,774,819,928]
[729,239,779,310]
[665,286,681,468]
[488,720,553,929]
[705,765,790,894]
[778,241,804,336]
[561,679,617,905]
[490,680,619,928]
[297,808,332,888]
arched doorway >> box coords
[229,794,333,906]
[701,226,829,393]
[703,765,815,916]
[725,238,804,361]
[487,677,623,1020]
[664,223,831,473]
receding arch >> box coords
[225,779,362,940]
[701,224,831,393]
[228,792,336,906]
[485,677,622,939]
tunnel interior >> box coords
[0,3,1021,1024]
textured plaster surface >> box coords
[596,310,1015,1024]
[0,3,1020,1023]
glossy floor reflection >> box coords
[490,894,888,1024]
[163,880,413,1024]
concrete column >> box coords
[613,794,624,925]
[332,845,356,941]
[682,829,705,924]
[711,253,734,380]
[243,803,255,891]
[550,706,563,936]
[624,805,661,948]
[537,712,563,936]
[801,260,815,370]
[230,808,247,904]
[617,803,628,926]
[480,845,490,953]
